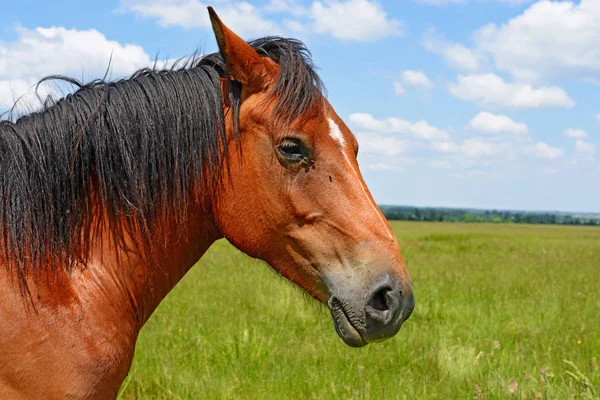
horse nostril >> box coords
[359,276,413,343]
[367,286,393,312]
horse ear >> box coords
[208,7,276,88]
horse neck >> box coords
[9,197,225,346]
[0,198,221,396]
[82,205,222,328]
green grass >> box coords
[118,222,600,399]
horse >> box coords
[0,7,414,399]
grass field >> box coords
[118,222,600,399]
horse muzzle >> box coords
[327,274,415,347]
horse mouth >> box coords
[328,297,367,347]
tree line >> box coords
[379,205,600,226]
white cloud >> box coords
[503,0,535,4]
[0,26,150,113]
[575,140,596,154]
[432,141,458,153]
[448,73,574,109]
[432,138,497,158]
[349,113,385,131]
[423,29,482,72]
[417,0,465,4]
[428,160,452,168]
[523,142,564,159]
[309,0,402,41]
[0,79,57,113]
[409,121,448,140]
[442,44,481,72]
[403,70,434,89]
[393,81,405,96]
[565,128,588,139]
[595,113,600,122]
[120,0,400,41]
[498,0,535,4]
[284,19,306,33]
[417,0,533,5]
[473,0,600,82]
[470,111,527,134]
[366,162,403,171]
[265,0,308,17]
[0,26,150,81]
[349,113,449,140]
[119,0,279,37]
[355,132,409,156]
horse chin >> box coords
[328,298,368,348]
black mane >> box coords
[0,37,324,287]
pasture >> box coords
[118,222,599,399]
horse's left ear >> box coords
[208,7,277,89]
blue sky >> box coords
[1,0,598,212]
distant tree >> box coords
[429,209,438,222]
[414,208,422,221]
[378,205,599,226]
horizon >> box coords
[378,203,600,216]
[1,0,598,212]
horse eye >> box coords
[277,139,305,162]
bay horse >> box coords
[0,7,414,399]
